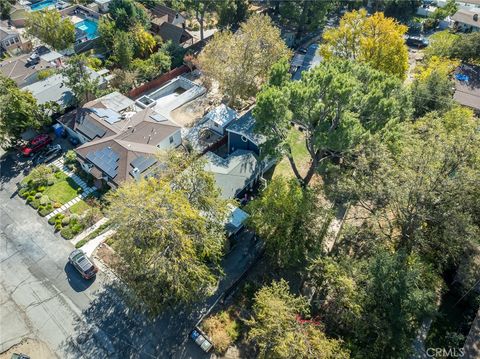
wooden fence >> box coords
[127,65,190,99]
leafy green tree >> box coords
[379,0,421,21]
[424,30,459,59]
[160,40,186,69]
[97,17,117,50]
[308,250,439,359]
[106,151,229,313]
[25,9,75,50]
[0,76,51,145]
[217,0,249,29]
[246,177,330,268]
[0,0,14,19]
[451,32,480,63]
[198,14,291,106]
[334,107,480,270]
[109,0,149,31]
[274,0,333,40]
[253,59,409,186]
[62,55,101,106]
[113,31,134,69]
[27,164,54,187]
[130,49,171,83]
[248,280,350,359]
[187,0,217,41]
[411,56,458,118]
[131,24,156,58]
[320,9,409,79]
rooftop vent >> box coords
[474,14,478,21]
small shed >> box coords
[203,104,237,135]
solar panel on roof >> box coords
[90,108,122,124]
[131,156,157,172]
[77,119,107,139]
[86,147,120,178]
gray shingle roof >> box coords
[226,110,266,146]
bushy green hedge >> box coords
[75,239,88,248]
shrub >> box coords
[38,207,52,217]
[48,217,56,225]
[54,223,62,231]
[39,195,50,205]
[53,202,62,208]
[67,164,75,171]
[71,223,84,235]
[75,239,88,248]
[19,188,29,198]
[26,195,35,203]
[28,164,54,187]
[61,216,71,226]
[64,150,77,164]
[77,187,84,194]
[54,172,63,179]
[34,192,42,199]
[60,227,75,240]
[47,178,54,186]
[30,199,40,209]
[52,166,60,173]
[37,186,46,192]
[202,311,240,354]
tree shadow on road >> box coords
[60,280,204,359]
[0,152,32,190]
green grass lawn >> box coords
[69,200,91,215]
[270,128,310,179]
[44,177,81,204]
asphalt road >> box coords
[0,151,262,358]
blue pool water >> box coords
[75,19,99,40]
[29,0,57,11]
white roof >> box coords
[40,51,63,63]
[203,104,237,127]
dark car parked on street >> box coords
[68,250,98,279]
[34,144,63,165]
[21,134,52,157]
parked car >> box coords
[68,250,98,279]
[21,134,52,157]
[406,36,429,48]
[11,354,30,359]
[34,144,62,165]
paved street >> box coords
[0,151,262,358]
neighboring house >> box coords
[203,110,275,200]
[454,64,480,113]
[451,9,480,31]
[8,5,28,28]
[149,4,193,45]
[0,21,31,56]
[74,107,182,188]
[291,43,322,81]
[0,53,54,87]
[57,91,136,144]
[93,0,111,13]
[23,68,106,110]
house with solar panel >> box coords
[74,107,182,188]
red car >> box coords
[21,134,52,156]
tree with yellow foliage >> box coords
[198,14,291,107]
[320,9,408,80]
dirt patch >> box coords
[94,243,120,269]
[0,338,57,359]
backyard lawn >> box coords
[270,127,310,179]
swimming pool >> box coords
[75,19,98,40]
[29,0,57,11]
